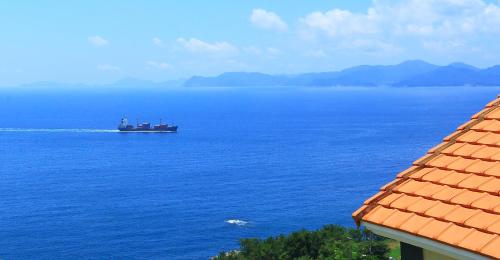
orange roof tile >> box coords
[425,202,458,219]
[466,160,497,175]
[471,120,494,131]
[477,178,500,193]
[442,207,479,224]
[450,190,488,206]
[378,193,403,206]
[419,168,453,182]
[407,197,440,213]
[484,163,500,177]
[465,212,499,230]
[482,120,500,133]
[436,224,474,245]
[431,186,464,201]
[487,221,500,234]
[406,167,435,179]
[452,143,483,157]
[390,195,422,210]
[417,219,452,239]
[458,230,497,252]
[471,119,500,133]
[477,132,500,146]
[471,145,498,160]
[457,175,491,190]
[471,194,500,212]
[485,107,500,120]
[382,210,413,228]
[399,214,432,233]
[352,95,500,259]
[425,154,459,168]
[439,172,470,186]
[480,236,500,259]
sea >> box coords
[0,86,498,259]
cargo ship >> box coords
[118,118,177,132]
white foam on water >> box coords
[225,219,248,226]
[0,128,118,133]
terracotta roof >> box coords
[353,95,500,259]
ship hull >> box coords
[118,130,177,133]
[118,127,178,133]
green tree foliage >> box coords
[215,225,390,260]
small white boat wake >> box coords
[225,219,248,226]
[0,128,118,133]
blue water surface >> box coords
[0,86,498,259]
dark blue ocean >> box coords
[0,86,498,259]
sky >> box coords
[1,0,500,86]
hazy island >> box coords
[8,60,500,90]
[184,60,500,87]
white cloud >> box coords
[243,46,263,55]
[153,37,164,47]
[242,46,281,57]
[378,0,487,37]
[177,37,238,54]
[88,36,109,47]
[337,39,402,54]
[422,39,483,53]
[481,3,500,32]
[147,61,172,70]
[300,0,500,39]
[266,47,281,56]
[298,0,500,54]
[300,8,379,38]
[250,9,288,31]
[97,64,120,71]
[304,50,327,58]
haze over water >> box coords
[0,86,498,259]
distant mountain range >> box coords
[184,60,500,87]
[6,60,499,89]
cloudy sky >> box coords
[1,0,500,85]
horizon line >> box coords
[2,59,498,88]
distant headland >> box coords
[184,60,500,87]
[7,60,500,89]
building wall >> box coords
[401,242,458,260]
[401,242,423,260]
[423,249,456,260]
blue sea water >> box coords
[0,86,499,259]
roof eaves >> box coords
[362,221,490,260]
